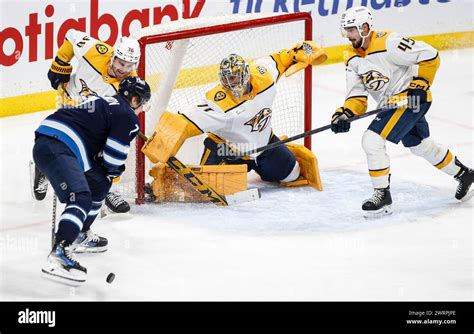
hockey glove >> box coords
[388,77,430,113]
[106,164,126,181]
[93,152,125,182]
[48,57,72,89]
[331,107,354,133]
[285,41,327,77]
[407,77,430,108]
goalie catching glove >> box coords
[283,41,328,77]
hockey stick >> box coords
[51,193,57,248]
[138,132,260,206]
[228,107,386,160]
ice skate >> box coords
[41,240,87,286]
[29,161,49,201]
[71,229,108,253]
[105,191,130,213]
[454,158,473,201]
[362,187,392,218]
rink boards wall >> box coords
[0,0,472,117]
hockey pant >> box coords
[200,134,299,183]
[362,102,460,188]
[32,135,112,244]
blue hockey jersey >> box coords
[35,95,140,178]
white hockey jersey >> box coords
[56,30,136,104]
[180,57,283,158]
[342,31,439,114]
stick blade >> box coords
[225,188,261,206]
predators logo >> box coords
[79,79,98,99]
[244,108,272,132]
[214,91,226,102]
[361,70,389,91]
[96,44,109,54]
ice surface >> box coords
[0,49,472,301]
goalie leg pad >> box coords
[280,141,323,190]
[149,163,248,203]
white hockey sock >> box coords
[280,161,301,182]
[362,130,390,189]
[409,138,460,176]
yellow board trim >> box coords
[369,168,390,177]
[380,106,407,139]
[435,150,453,169]
[1,31,473,118]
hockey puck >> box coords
[106,273,115,283]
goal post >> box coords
[124,12,313,204]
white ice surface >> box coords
[0,49,472,301]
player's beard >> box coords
[351,37,363,49]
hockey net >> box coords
[119,12,313,204]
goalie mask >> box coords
[218,54,250,99]
[340,6,373,44]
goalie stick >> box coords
[138,132,260,206]
[228,106,389,160]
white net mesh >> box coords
[118,13,310,202]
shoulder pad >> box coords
[205,85,240,112]
[248,64,274,94]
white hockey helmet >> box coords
[340,6,374,39]
[114,36,140,63]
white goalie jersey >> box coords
[343,31,439,114]
[179,57,282,158]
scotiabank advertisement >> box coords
[0,0,472,100]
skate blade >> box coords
[460,190,474,202]
[71,245,108,254]
[41,269,86,287]
[29,160,36,200]
[363,205,392,219]
[100,205,131,218]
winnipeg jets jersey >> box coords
[180,57,282,158]
[59,30,137,104]
[35,95,139,177]
[343,31,439,114]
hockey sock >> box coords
[82,200,103,232]
[362,130,390,188]
[56,192,91,244]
